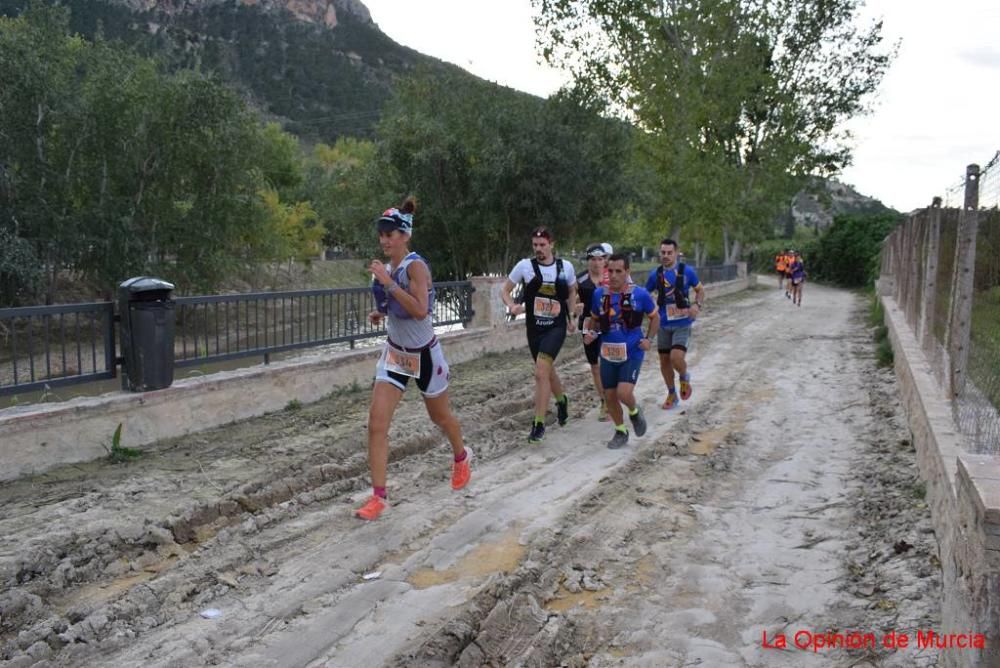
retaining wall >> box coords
[881,289,1000,667]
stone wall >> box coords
[881,289,1000,667]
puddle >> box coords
[54,559,175,613]
[544,585,610,612]
[408,526,525,589]
[688,425,735,456]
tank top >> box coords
[386,252,435,348]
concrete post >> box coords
[919,199,942,348]
[468,276,510,329]
[948,164,980,398]
[736,261,747,279]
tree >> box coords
[0,4,313,298]
[375,69,632,277]
[534,0,895,262]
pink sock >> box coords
[373,486,387,499]
[454,449,467,463]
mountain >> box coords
[780,178,896,233]
[0,0,494,141]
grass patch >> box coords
[970,287,1000,409]
[869,292,894,368]
[104,423,142,463]
[284,399,303,411]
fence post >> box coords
[919,197,942,347]
[948,164,980,398]
[468,276,510,329]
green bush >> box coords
[811,212,902,288]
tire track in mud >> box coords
[387,289,942,668]
[3,286,880,667]
[0,330,604,664]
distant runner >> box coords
[575,242,612,421]
[502,227,579,443]
[583,253,659,449]
[789,251,807,307]
[775,251,788,291]
[646,238,705,410]
[356,197,472,521]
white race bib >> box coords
[666,305,688,321]
[600,341,628,363]
[533,296,562,318]
[385,347,421,378]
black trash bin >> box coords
[118,276,175,392]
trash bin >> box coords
[118,276,175,392]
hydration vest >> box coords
[523,258,569,327]
[598,286,645,334]
[654,263,688,309]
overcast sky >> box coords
[362,0,999,212]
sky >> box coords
[361,0,1000,213]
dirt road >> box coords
[1,282,941,667]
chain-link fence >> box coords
[882,157,1000,454]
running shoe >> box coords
[355,495,387,521]
[629,407,647,437]
[452,447,474,490]
[556,395,569,426]
[661,392,679,410]
[607,430,629,449]
[528,422,546,443]
[598,399,609,422]
[679,376,692,401]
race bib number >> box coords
[385,347,420,378]
[533,297,561,318]
[666,305,688,321]
[600,342,628,363]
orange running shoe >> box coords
[355,495,387,521]
[661,392,679,410]
[679,375,692,401]
[452,447,474,490]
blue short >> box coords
[600,357,642,389]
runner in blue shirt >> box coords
[583,254,659,449]
[645,238,705,409]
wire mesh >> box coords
[957,209,1000,451]
[882,196,999,453]
[979,152,1000,210]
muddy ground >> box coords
[1,282,942,667]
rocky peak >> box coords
[120,0,372,28]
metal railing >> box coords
[173,282,474,367]
[0,282,475,397]
[0,302,116,396]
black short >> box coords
[583,334,601,365]
[528,325,567,362]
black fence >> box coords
[0,302,117,396]
[0,282,475,397]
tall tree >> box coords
[534,0,895,261]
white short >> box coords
[375,338,450,397]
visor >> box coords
[586,245,609,258]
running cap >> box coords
[376,196,416,236]
[586,243,609,258]
[601,242,613,255]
